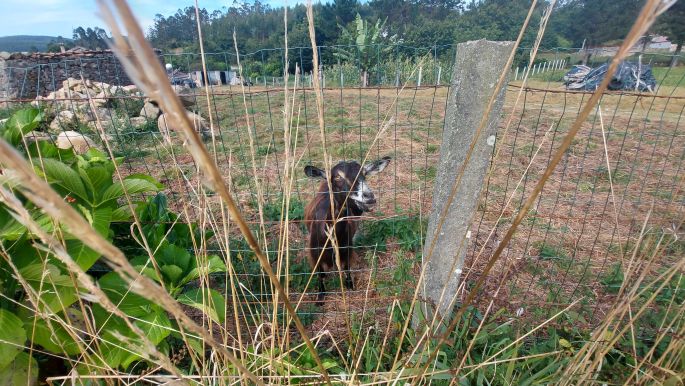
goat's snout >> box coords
[363,194,376,206]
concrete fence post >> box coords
[414,39,514,327]
[437,66,442,85]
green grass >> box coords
[652,65,685,87]
[416,165,436,181]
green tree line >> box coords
[52,0,684,71]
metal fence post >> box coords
[414,39,514,328]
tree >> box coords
[72,27,110,50]
[550,0,643,47]
[655,1,684,67]
[333,13,398,86]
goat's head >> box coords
[304,156,391,212]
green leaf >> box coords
[182,255,227,285]
[66,240,101,271]
[94,311,139,370]
[93,305,169,370]
[160,264,184,286]
[85,165,113,192]
[101,178,160,203]
[118,310,171,369]
[125,173,164,190]
[111,205,133,222]
[90,207,113,237]
[0,210,26,240]
[156,244,192,276]
[26,140,63,160]
[0,309,26,370]
[98,273,154,317]
[177,288,226,324]
[0,352,37,386]
[19,263,79,312]
[27,315,83,356]
[3,109,42,145]
[137,309,172,346]
[35,158,89,203]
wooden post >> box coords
[414,39,514,326]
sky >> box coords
[0,0,306,37]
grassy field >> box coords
[110,77,685,336]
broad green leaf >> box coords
[177,288,226,324]
[0,309,26,370]
[156,244,192,275]
[83,147,107,161]
[35,158,89,203]
[136,309,171,346]
[95,311,139,369]
[93,306,168,370]
[183,255,227,285]
[3,109,42,145]
[0,352,37,386]
[86,165,113,190]
[160,264,184,286]
[125,173,164,189]
[111,205,133,222]
[19,263,79,312]
[101,178,160,203]
[118,309,171,370]
[90,207,113,237]
[98,273,154,317]
[27,316,83,356]
[66,240,101,271]
[0,210,26,240]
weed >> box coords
[426,143,439,154]
[416,165,436,181]
[600,262,624,294]
[258,195,305,222]
[355,214,426,252]
[534,241,569,260]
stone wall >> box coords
[0,50,136,101]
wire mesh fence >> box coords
[2,44,684,346]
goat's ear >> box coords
[363,156,391,177]
[304,165,326,179]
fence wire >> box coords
[2,46,684,344]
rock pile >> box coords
[30,77,211,139]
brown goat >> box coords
[303,157,391,302]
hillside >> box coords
[0,35,65,52]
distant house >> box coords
[582,35,676,59]
[190,69,238,86]
[647,35,672,51]
[632,35,674,52]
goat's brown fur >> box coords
[303,157,390,302]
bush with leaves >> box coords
[0,109,211,384]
